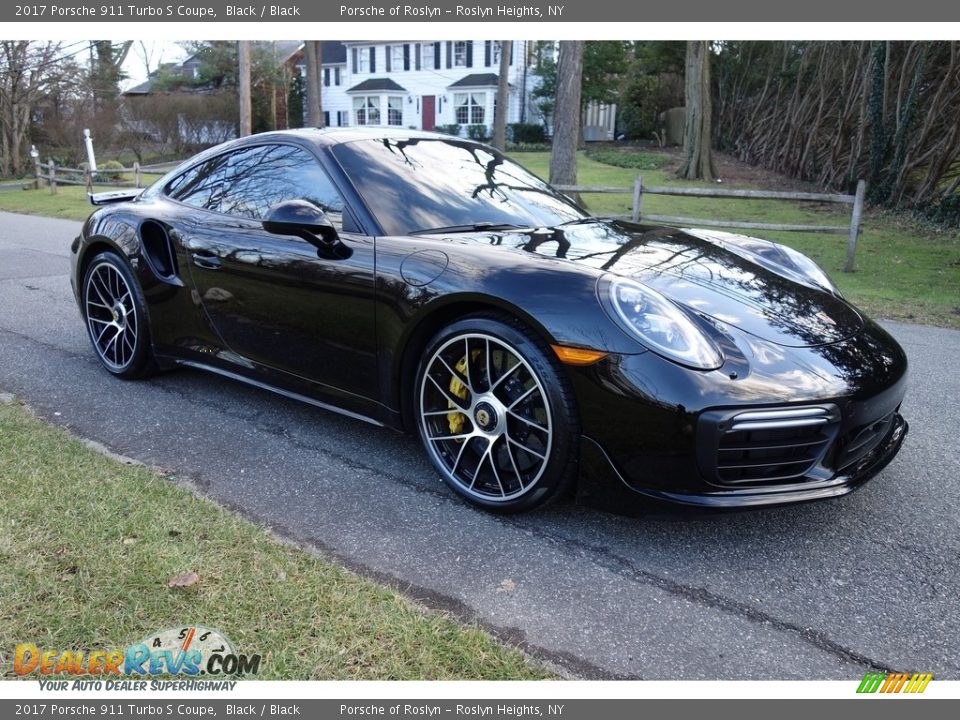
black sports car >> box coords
[71,128,908,513]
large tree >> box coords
[549,41,585,192]
[238,41,252,137]
[713,41,960,218]
[304,41,323,128]
[90,41,132,114]
[0,42,63,176]
[677,40,717,181]
[492,41,512,150]
[533,40,628,134]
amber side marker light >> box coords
[551,344,608,366]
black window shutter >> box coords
[484,41,491,67]
[415,44,421,70]
[385,45,391,73]
[433,42,441,70]
[509,41,514,65]
[445,42,452,69]
[466,42,473,68]
[369,47,375,73]
[404,44,410,71]
[351,48,357,74]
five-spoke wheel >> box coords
[416,316,577,512]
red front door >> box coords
[421,96,436,131]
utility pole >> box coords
[238,40,252,137]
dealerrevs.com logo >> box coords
[857,672,933,694]
[13,626,261,678]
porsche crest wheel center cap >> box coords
[474,402,498,431]
[111,302,126,328]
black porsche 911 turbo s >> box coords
[71,128,908,513]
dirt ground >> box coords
[615,143,829,193]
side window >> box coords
[217,144,348,231]
[164,154,229,211]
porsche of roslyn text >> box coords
[71,129,908,513]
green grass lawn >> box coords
[0,399,552,680]
[0,177,161,221]
[1,151,957,327]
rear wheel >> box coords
[415,315,578,512]
[82,251,155,379]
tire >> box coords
[415,314,579,512]
[82,251,156,379]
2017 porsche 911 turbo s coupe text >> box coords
[71,129,908,513]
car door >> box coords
[179,143,378,402]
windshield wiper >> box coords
[409,222,530,235]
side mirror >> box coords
[262,200,350,258]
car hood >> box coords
[437,219,863,348]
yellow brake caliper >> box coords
[448,350,480,435]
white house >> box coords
[301,41,555,137]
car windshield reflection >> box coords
[331,137,588,236]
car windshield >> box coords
[331,137,589,236]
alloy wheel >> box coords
[419,332,553,502]
[84,260,139,371]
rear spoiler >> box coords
[88,189,143,206]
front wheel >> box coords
[415,316,579,512]
[82,251,156,379]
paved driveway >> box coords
[1,211,958,680]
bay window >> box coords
[455,92,486,125]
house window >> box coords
[337,110,349,127]
[387,96,403,126]
[358,48,370,73]
[323,68,330,87]
[391,46,404,71]
[334,67,341,86]
[353,96,381,126]
[492,41,501,65]
[454,92,485,125]
[454,41,468,68]
[421,43,434,70]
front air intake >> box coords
[698,405,841,487]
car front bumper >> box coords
[570,319,909,512]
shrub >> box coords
[585,147,671,171]
[98,160,127,182]
[507,123,546,144]
[506,142,552,153]
[466,124,489,141]
[435,124,461,137]
[918,194,960,228]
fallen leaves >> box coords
[167,570,200,588]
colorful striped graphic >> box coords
[857,672,933,694]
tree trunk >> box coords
[493,41,512,151]
[549,41,584,196]
[238,41,252,137]
[678,41,717,181]
[305,41,323,128]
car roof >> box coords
[230,126,471,149]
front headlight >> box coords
[600,276,724,370]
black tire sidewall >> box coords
[82,251,153,379]
[415,315,578,513]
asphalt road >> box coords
[1,210,958,680]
